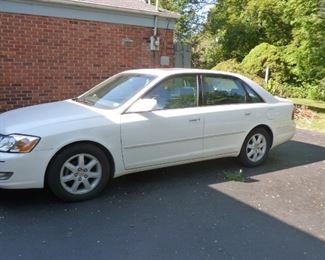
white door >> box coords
[200,75,264,157]
[121,74,203,169]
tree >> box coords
[205,0,292,62]
[201,0,324,86]
[159,0,216,43]
[284,0,325,84]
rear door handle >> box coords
[244,112,251,116]
[189,118,201,122]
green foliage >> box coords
[217,21,261,61]
[244,0,293,45]
[241,43,291,83]
[160,0,216,43]
[205,0,292,61]
[191,34,222,68]
[306,84,325,101]
[198,0,325,101]
[206,0,259,60]
[212,59,265,86]
[212,59,244,73]
[265,82,325,101]
[283,0,325,84]
[162,0,325,101]
[223,169,245,182]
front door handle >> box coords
[189,118,201,122]
[244,112,251,116]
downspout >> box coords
[154,0,159,37]
[154,16,158,37]
[155,0,159,11]
[151,0,160,66]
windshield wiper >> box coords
[73,97,95,105]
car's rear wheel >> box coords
[47,143,111,201]
[239,127,271,167]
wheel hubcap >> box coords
[246,133,267,162]
[60,153,102,195]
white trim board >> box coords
[0,0,176,29]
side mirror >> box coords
[127,98,157,113]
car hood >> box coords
[0,100,106,134]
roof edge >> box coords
[35,0,180,19]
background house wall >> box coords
[0,1,176,112]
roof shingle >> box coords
[41,0,180,19]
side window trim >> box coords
[195,74,201,107]
[235,78,249,103]
[198,74,204,107]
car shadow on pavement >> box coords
[0,139,324,259]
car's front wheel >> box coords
[239,127,271,167]
[47,143,111,201]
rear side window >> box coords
[243,83,264,103]
[202,76,246,105]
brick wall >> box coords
[0,12,174,112]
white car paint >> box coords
[121,107,204,169]
[0,69,295,189]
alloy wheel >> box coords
[246,133,267,162]
[60,153,102,195]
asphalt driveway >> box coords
[0,129,324,259]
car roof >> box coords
[122,68,244,78]
[121,68,278,104]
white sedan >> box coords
[0,69,295,201]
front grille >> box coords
[0,172,13,180]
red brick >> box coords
[0,12,174,112]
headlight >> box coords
[0,134,40,153]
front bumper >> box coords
[0,149,53,189]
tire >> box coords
[47,143,111,202]
[239,127,271,167]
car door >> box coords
[120,74,204,169]
[200,74,263,157]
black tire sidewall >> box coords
[239,128,271,167]
[47,144,111,201]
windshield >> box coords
[76,73,156,109]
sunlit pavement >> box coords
[0,129,324,259]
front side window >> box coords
[77,73,156,109]
[144,75,198,110]
[202,76,247,105]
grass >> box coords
[223,169,245,182]
[290,98,325,110]
[290,98,325,133]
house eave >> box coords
[34,0,180,19]
[0,0,179,29]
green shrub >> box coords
[212,59,244,73]
[212,59,265,86]
[265,81,325,101]
[211,53,325,101]
[241,43,292,84]
[306,84,325,101]
[281,85,307,99]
